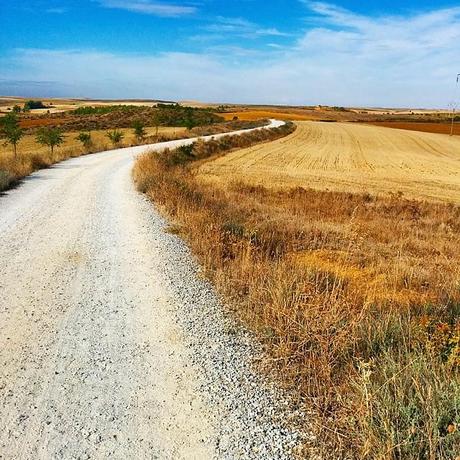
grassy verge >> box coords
[133,125,460,458]
[0,142,103,191]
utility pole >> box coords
[450,74,460,136]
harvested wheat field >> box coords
[199,121,460,203]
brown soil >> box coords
[365,121,460,136]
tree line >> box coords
[1,115,156,157]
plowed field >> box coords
[366,121,460,136]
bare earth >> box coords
[0,121,300,459]
[199,121,460,203]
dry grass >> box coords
[0,126,185,158]
[134,129,460,458]
[0,127,187,191]
[0,145,84,191]
[200,121,460,204]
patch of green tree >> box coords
[72,105,142,116]
[23,100,47,111]
[153,104,223,128]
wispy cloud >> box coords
[293,2,460,102]
[302,1,460,53]
[204,16,290,38]
[46,7,67,14]
[98,0,196,17]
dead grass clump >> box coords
[133,129,460,458]
[0,169,12,190]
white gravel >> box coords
[0,121,306,459]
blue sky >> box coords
[1,0,459,107]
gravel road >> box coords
[0,121,305,459]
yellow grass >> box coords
[0,126,186,158]
[199,121,460,203]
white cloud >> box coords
[98,0,196,17]
[290,2,460,106]
[1,3,460,107]
[204,17,290,38]
[46,7,67,14]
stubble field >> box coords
[199,121,460,203]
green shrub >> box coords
[23,100,46,111]
[106,129,124,147]
[76,132,93,151]
[132,120,146,142]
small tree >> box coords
[1,113,24,158]
[184,107,196,130]
[106,130,124,147]
[36,127,64,156]
[12,105,22,113]
[132,120,146,143]
[77,132,93,151]
[152,111,162,139]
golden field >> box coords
[199,121,460,203]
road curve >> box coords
[0,120,301,459]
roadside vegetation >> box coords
[106,129,125,147]
[76,132,93,152]
[1,113,24,158]
[133,124,460,459]
[36,127,64,156]
[132,120,146,143]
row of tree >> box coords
[0,115,149,157]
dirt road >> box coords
[0,121,300,459]
[200,121,460,203]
